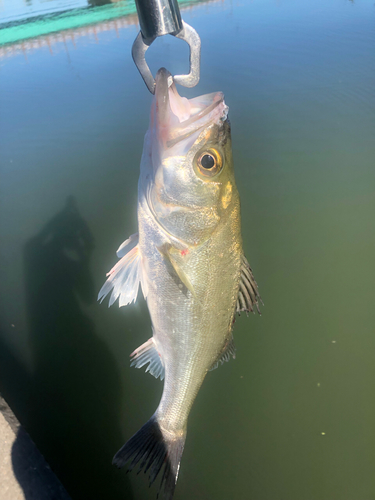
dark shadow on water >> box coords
[8,197,133,499]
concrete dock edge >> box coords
[0,394,71,500]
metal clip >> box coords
[132,0,201,94]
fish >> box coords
[98,67,261,499]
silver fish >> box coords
[99,68,261,499]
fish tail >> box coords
[113,415,186,500]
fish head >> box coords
[143,68,239,245]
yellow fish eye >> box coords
[195,148,223,178]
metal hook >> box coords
[132,22,201,94]
[132,0,201,94]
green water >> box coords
[1,1,375,499]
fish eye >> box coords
[201,154,215,169]
[195,148,223,178]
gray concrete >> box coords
[0,395,71,500]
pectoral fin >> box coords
[236,255,262,315]
[157,243,195,297]
[98,233,146,307]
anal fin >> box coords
[130,338,165,381]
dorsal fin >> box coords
[130,337,165,381]
[236,255,262,315]
[209,337,236,371]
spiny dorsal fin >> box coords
[98,233,148,307]
[130,337,165,381]
[236,255,262,315]
[209,337,236,371]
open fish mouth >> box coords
[152,68,228,150]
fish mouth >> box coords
[153,68,228,150]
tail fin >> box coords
[113,416,186,500]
